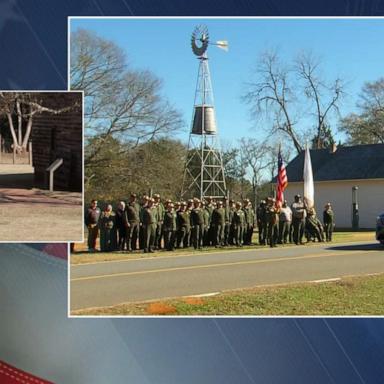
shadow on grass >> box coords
[326,243,383,252]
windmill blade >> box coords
[216,40,228,52]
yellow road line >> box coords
[71,240,375,267]
[71,250,364,283]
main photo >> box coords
[69,18,384,316]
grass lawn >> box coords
[71,273,384,316]
[70,231,376,265]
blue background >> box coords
[1,1,384,382]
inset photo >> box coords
[69,18,384,317]
[0,91,83,242]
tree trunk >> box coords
[22,114,33,149]
[6,112,19,152]
[16,99,22,147]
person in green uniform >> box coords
[265,198,279,248]
[186,199,194,247]
[205,196,214,246]
[99,204,117,252]
[126,193,141,251]
[228,199,236,245]
[232,202,246,247]
[256,200,267,245]
[243,199,255,245]
[163,203,177,251]
[223,197,231,246]
[139,195,149,250]
[176,202,190,248]
[142,198,157,253]
[211,200,225,247]
[323,202,335,242]
[306,208,324,242]
[190,198,205,249]
[153,194,165,249]
[202,201,210,246]
[115,201,127,251]
[85,199,101,252]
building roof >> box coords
[281,144,384,182]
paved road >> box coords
[0,165,83,241]
[70,241,384,311]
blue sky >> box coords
[70,18,384,150]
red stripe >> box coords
[41,244,68,259]
[276,163,288,208]
[0,361,53,384]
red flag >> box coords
[276,147,288,208]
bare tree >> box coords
[295,52,343,149]
[244,50,345,154]
[244,51,302,154]
[70,29,184,168]
[238,138,273,205]
[339,78,384,144]
[0,92,77,153]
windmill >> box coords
[181,25,228,201]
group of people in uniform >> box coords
[257,194,335,248]
[84,193,335,253]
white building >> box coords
[282,144,384,229]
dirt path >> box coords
[0,164,83,241]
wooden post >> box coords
[13,147,16,164]
[28,141,33,165]
[46,158,63,192]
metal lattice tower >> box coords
[181,25,227,200]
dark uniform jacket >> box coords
[85,207,101,226]
[265,206,279,225]
[99,211,116,229]
[211,207,225,226]
[256,205,266,224]
[115,208,126,229]
[142,207,157,226]
[177,210,190,230]
[191,208,204,227]
[323,209,334,224]
[232,209,245,227]
[163,211,177,231]
[126,202,140,223]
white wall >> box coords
[284,179,384,229]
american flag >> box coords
[276,147,288,208]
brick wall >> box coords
[32,92,83,192]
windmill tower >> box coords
[181,25,228,200]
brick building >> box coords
[32,92,83,192]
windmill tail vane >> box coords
[215,40,229,51]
